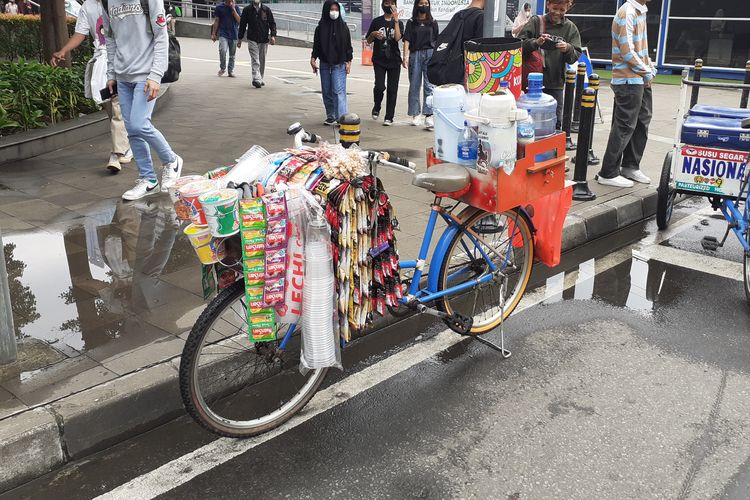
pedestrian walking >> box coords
[597,0,655,188]
[51,0,133,174]
[103,0,183,201]
[211,0,241,77]
[310,0,353,126]
[426,0,482,86]
[518,0,581,129]
[511,2,532,38]
[366,0,404,126]
[402,0,438,129]
[238,0,277,88]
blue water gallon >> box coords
[517,73,557,139]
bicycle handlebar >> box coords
[288,123,417,174]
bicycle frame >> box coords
[719,175,750,254]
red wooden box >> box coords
[426,132,568,213]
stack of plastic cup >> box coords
[302,222,337,368]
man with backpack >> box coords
[518,0,581,129]
[103,0,183,201]
[426,0,484,86]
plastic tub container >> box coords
[431,84,466,163]
[169,175,205,221]
[179,179,217,226]
[199,188,240,237]
[184,223,226,264]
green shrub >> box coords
[0,59,98,136]
[0,14,94,64]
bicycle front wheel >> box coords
[437,209,534,334]
[744,231,750,307]
[179,280,328,438]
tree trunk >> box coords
[40,0,70,66]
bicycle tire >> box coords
[437,209,534,334]
[656,151,675,230]
[744,232,750,307]
[179,280,328,438]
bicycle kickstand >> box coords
[473,278,511,359]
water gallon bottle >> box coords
[457,121,478,166]
[517,73,557,139]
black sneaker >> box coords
[252,80,262,88]
[323,118,336,126]
[372,109,379,120]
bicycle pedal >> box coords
[701,236,720,251]
[446,312,473,335]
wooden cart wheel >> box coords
[656,151,676,230]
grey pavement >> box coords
[0,37,746,491]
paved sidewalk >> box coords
[0,38,745,491]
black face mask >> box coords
[417,5,428,13]
[382,4,392,14]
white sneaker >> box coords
[424,115,434,130]
[107,153,121,173]
[411,115,423,126]
[596,175,634,188]
[119,149,133,164]
[622,169,651,184]
[383,119,393,126]
[122,178,159,201]
[160,154,183,192]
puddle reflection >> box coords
[4,197,198,354]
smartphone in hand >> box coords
[100,82,117,101]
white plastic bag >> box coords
[87,48,109,104]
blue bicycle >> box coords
[180,126,534,437]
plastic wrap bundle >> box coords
[301,213,341,370]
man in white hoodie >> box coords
[103,0,183,201]
[52,0,133,173]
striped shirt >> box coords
[611,0,656,85]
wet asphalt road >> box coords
[5,202,750,500]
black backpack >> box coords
[102,0,181,84]
[427,8,482,86]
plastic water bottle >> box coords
[517,73,558,139]
[517,115,535,145]
[457,121,478,166]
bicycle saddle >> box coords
[412,163,471,193]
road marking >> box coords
[634,245,743,282]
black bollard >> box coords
[741,60,750,109]
[338,113,361,148]
[586,73,600,166]
[562,69,577,151]
[689,58,702,110]
[572,88,596,201]
[571,62,586,133]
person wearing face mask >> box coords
[519,0,581,130]
[238,0,277,88]
[311,0,353,126]
[366,0,404,126]
[402,0,438,129]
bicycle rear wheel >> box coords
[744,231,750,307]
[179,280,328,438]
[437,209,534,334]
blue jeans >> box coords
[218,37,237,73]
[319,62,347,121]
[117,81,176,180]
[407,48,434,117]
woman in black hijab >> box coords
[311,0,354,126]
